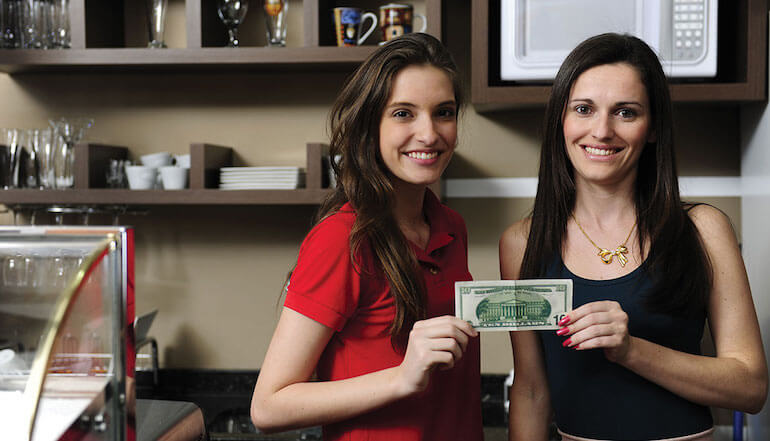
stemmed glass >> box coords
[48,117,94,189]
[217,0,249,47]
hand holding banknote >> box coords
[455,280,573,331]
[556,300,630,361]
[396,316,478,395]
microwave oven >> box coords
[499,0,718,81]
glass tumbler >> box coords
[37,127,55,188]
[1,128,20,189]
[52,0,69,48]
[1,0,21,48]
[18,129,41,188]
[146,0,167,48]
[263,0,286,47]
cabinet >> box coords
[471,0,768,110]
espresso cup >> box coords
[379,3,426,43]
[332,7,378,47]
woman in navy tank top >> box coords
[499,33,767,441]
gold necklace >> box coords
[571,215,636,267]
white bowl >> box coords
[174,154,191,168]
[125,165,158,190]
[140,152,173,168]
[160,166,189,190]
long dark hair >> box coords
[317,33,463,345]
[520,33,711,316]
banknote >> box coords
[455,279,573,331]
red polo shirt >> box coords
[284,190,482,441]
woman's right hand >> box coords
[395,315,478,396]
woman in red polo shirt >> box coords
[250,33,483,441]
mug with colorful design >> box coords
[332,7,378,47]
[378,3,426,44]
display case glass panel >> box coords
[0,226,133,441]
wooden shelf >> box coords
[0,47,380,73]
[472,0,768,110]
[0,188,332,205]
[0,1,444,73]
[0,143,333,207]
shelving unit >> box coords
[0,0,443,73]
[472,0,768,110]
[0,1,443,207]
[0,143,332,206]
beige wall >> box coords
[0,10,741,374]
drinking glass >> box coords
[146,0,167,48]
[1,128,21,189]
[263,0,286,47]
[19,129,41,188]
[19,0,38,48]
[37,127,55,188]
[34,0,53,49]
[106,159,127,188]
[2,254,25,288]
[51,0,69,48]
[217,0,248,47]
[49,117,93,189]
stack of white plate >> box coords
[218,166,305,190]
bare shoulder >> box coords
[500,218,531,253]
[686,204,737,241]
[499,217,532,280]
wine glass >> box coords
[49,117,94,189]
[217,0,249,47]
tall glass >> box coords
[145,0,167,48]
[37,127,56,188]
[35,0,53,49]
[1,0,20,48]
[52,0,69,48]
[49,117,93,189]
[18,129,40,188]
[1,128,20,188]
[18,0,38,48]
[263,0,286,47]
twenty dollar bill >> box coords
[455,280,573,331]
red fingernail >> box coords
[573,344,580,350]
[556,327,569,336]
[558,316,570,327]
[562,338,572,347]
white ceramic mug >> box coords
[125,165,158,190]
[160,166,188,190]
[174,154,191,168]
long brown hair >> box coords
[317,33,463,346]
[521,33,711,316]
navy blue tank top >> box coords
[539,258,713,440]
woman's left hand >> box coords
[556,300,631,363]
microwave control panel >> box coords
[672,0,707,62]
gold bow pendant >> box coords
[597,246,629,267]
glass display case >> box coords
[0,226,135,441]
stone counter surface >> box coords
[136,369,512,440]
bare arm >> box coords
[250,308,477,433]
[500,220,551,441]
[561,206,768,413]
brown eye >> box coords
[393,110,411,118]
[575,105,591,115]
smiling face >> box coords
[562,62,654,189]
[378,64,458,191]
